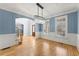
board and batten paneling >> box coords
[68,12,78,33]
[35,23,43,32]
[0,9,16,34]
[50,17,55,32]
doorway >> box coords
[32,25,35,36]
[16,24,24,44]
[16,18,34,44]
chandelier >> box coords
[34,3,46,20]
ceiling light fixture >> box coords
[34,3,46,20]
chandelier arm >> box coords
[42,9,43,17]
[37,6,39,16]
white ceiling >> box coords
[0,3,78,18]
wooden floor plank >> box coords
[0,36,79,56]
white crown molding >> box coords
[0,8,34,20]
[48,9,78,18]
[0,6,78,20]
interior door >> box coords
[32,25,35,36]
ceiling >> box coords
[0,3,78,19]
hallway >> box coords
[0,36,79,56]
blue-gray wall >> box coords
[0,9,16,34]
[0,9,32,34]
[35,23,43,32]
[50,17,55,32]
[39,24,43,32]
[49,11,78,34]
[68,12,78,33]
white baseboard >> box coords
[0,33,18,49]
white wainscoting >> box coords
[77,35,79,51]
[35,32,41,39]
[66,33,77,46]
[0,34,18,49]
[40,32,77,46]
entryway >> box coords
[15,18,35,44]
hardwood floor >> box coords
[0,36,79,56]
